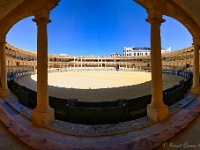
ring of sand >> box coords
[16,71,184,102]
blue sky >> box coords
[7,0,192,56]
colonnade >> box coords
[134,0,200,122]
[72,58,118,68]
[0,0,200,127]
[142,4,200,121]
[0,10,54,127]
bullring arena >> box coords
[16,70,184,101]
[3,41,196,144]
[1,1,200,149]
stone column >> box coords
[185,51,187,59]
[74,57,76,68]
[0,38,10,97]
[126,58,127,68]
[125,58,128,69]
[32,11,54,127]
[81,58,82,68]
[146,13,168,121]
[191,38,200,94]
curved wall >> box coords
[4,42,194,124]
[5,43,194,73]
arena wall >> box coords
[5,43,194,74]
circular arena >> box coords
[16,70,184,102]
[1,0,200,149]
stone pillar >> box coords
[81,58,82,68]
[32,11,54,127]
[185,51,187,59]
[0,38,10,97]
[191,38,200,94]
[126,58,127,68]
[146,13,168,121]
[74,58,76,68]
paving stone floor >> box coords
[0,93,200,149]
[0,121,31,150]
[157,114,200,150]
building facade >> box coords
[123,46,151,56]
[123,46,172,56]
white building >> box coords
[123,46,172,56]
[123,46,151,56]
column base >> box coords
[32,108,54,127]
[191,86,200,94]
[0,88,10,98]
[147,104,168,121]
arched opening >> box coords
[161,16,193,72]
[7,17,36,52]
[161,16,192,51]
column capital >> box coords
[146,9,165,24]
[192,37,200,46]
[33,9,51,24]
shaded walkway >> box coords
[158,109,200,149]
[0,121,31,150]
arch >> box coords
[134,0,200,40]
[161,16,192,50]
[0,10,34,38]
[0,0,60,38]
[164,2,200,39]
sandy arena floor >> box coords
[16,71,184,102]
